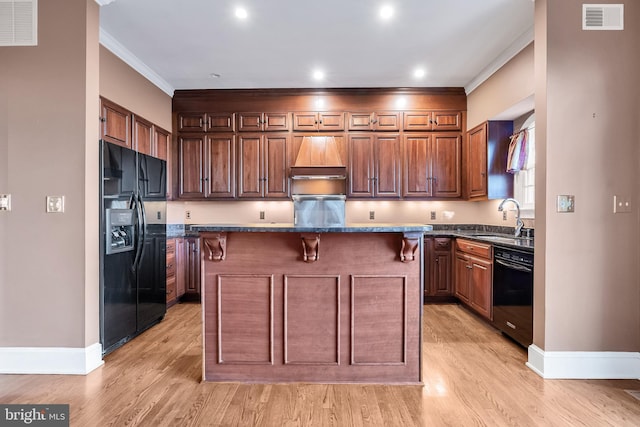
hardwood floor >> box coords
[1,302,639,426]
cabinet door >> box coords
[206,113,235,132]
[263,112,290,131]
[373,112,401,131]
[348,134,375,197]
[185,237,201,296]
[467,123,488,199]
[469,256,492,320]
[175,238,186,297]
[178,113,207,133]
[237,113,263,132]
[100,98,131,149]
[454,253,470,302]
[318,112,345,131]
[347,113,373,131]
[154,126,169,161]
[178,135,205,198]
[402,134,432,198]
[293,112,319,131]
[432,134,461,198]
[133,115,154,156]
[264,134,289,198]
[375,134,401,198]
[206,134,236,199]
[432,111,462,131]
[403,111,433,131]
[237,134,264,198]
[431,238,452,296]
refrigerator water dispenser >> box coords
[106,208,135,254]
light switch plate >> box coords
[614,195,632,213]
[557,195,575,213]
[46,195,65,213]
[0,194,11,211]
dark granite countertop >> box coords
[188,223,433,233]
[425,226,534,252]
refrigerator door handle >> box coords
[137,193,147,267]
[131,195,144,271]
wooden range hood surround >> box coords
[290,136,346,179]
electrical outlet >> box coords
[156,211,162,220]
[369,211,375,220]
[259,211,265,220]
[46,195,64,213]
[430,211,436,220]
[613,195,631,213]
[557,195,575,213]
[185,210,191,220]
[0,194,11,211]
[502,211,507,221]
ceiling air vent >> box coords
[0,0,37,46]
[582,4,624,30]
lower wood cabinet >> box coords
[424,237,453,299]
[454,238,493,320]
[184,237,201,300]
[166,237,191,306]
[166,238,177,306]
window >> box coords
[513,115,535,217]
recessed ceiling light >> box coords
[312,70,325,81]
[210,73,221,78]
[379,5,394,20]
[413,68,426,79]
[235,7,248,20]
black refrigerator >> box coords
[99,140,167,356]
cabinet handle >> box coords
[100,117,106,123]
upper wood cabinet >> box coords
[237,112,289,132]
[154,126,169,161]
[402,133,461,198]
[465,121,514,200]
[133,115,153,156]
[178,134,236,199]
[403,111,462,132]
[293,112,345,131]
[100,98,131,149]
[347,112,401,131]
[348,134,401,198]
[237,133,289,199]
[177,112,235,133]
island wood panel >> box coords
[351,275,407,365]
[217,274,274,364]
[202,231,422,383]
[284,275,340,365]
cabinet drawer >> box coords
[166,253,176,277]
[433,237,452,250]
[455,238,492,259]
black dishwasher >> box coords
[492,246,534,348]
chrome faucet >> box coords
[498,198,524,237]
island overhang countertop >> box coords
[189,223,433,233]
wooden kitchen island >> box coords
[191,224,430,384]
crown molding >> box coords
[99,28,175,97]
[465,25,534,95]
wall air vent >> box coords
[582,4,624,30]
[0,0,37,46]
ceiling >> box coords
[98,0,534,95]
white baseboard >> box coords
[0,343,104,375]
[527,344,640,379]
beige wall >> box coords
[467,43,535,128]
[0,0,100,347]
[99,46,172,131]
[538,0,640,351]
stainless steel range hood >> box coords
[290,136,346,179]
